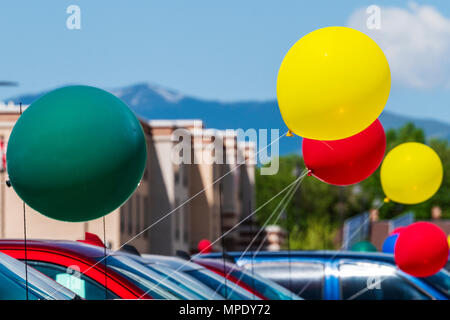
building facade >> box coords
[0,103,257,254]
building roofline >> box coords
[147,119,203,128]
[0,102,29,113]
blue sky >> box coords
[0,1,450,123]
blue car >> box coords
[201,251,450,300]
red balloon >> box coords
[395,222,449,277]
[302,119,386,186]
[198,239,212,254]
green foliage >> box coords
[287,215,338,250]
[255,122,450,250]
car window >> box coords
[0,267,40,300]
[248,262,324,300]
[28,261,118,300]
[106,255,189,299]
[339,262,431,300]
[148,264,224,300]
[226,266,302,300]
[185,269,258,300]
[0,253,75,300]
[421,268,450,298]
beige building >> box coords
[0,103,122,249]
[0,103,257,254]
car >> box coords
[191,257,302,300]
[0,251,78,300]
[0,239,202,299]
[138,253,261,300]
[201,251,450,300]
[112,249,224,300]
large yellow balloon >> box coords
[381,143,443,204]
[277,26,391,140]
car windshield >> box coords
[104,255,198,299]
[184,268,260,300]
[0,252,76,300]
[421,269,450,298]
[227,266,302,300]
[147,264,224,300]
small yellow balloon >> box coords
[277,26,391,140]
[381,143,443,205]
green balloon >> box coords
[7,85,147,222]
[351,241,378,252]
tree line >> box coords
[255,123,450,249]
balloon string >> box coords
[286,207,293,298]
[102,216,107,300]
[46,131,289,299]
[248,200,256,300]
[19,103,29,301]
[296,200,385,297]
[136,175,304,299]
[22,201,29,300]
[218,182,228,300]
[210,171,307,298]
[319,140,335,151]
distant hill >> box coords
[7,83,450,155]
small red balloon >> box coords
[302,119,386,186]
[394,222,449,277]
[198,239,212,254]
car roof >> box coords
[201,250,396,264]
[192,257,242,272]
[0,239,107,259]
[140,254,204,271]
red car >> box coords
[0,239,151,299]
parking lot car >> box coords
[0,239,195,299]
[104,253,210,299]
[0,251,78,300]
[116,250,224,300]
[139,254,261,300]
[201,251,450,300]
[191,257,302,300]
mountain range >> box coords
[7,83,450,155]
